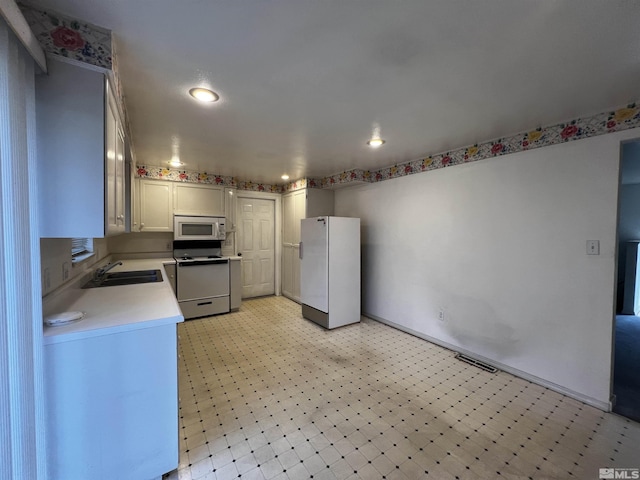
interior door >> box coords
[300,217,329,312]
[237,197,275,298]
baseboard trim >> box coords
[364,312,611,412]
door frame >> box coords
[236,191,282,296]
[610,137,640,418]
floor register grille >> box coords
[454,353,498,373]
[165,296,640,480]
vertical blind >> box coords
[0,16,48,480]
[71,237,92,257]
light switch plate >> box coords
[587,240,600,255]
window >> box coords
[71,238,94,263]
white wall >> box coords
[335,129,640,408]
[40,237,108,296]
[108,232,174,258]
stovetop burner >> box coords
[173,240,223,262]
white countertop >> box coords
[43,259,183,345]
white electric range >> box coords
[173,240,230,320]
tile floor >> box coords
[165,296,640,480]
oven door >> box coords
[177,259,230,319]
[177,259,230,302]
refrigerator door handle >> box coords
[299,242,303,259]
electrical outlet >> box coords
[438,309,445,322]
[165,241,172,251]
[587,240,600,255]
[62,262,70,280]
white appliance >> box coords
[300,216,360,329]
[174,215,226,241]
[173,240,230,319]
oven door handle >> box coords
[179,259,229,267]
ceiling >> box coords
[28,0,640,185]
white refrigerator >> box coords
[300,216,360,329]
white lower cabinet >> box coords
[164,261,177,293]
[45,324,178,479]
[282,244,301,300]
[138,179,173,232]
[230,257,242,310]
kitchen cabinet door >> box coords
[163,262,177,293]
[139,179,173,232]
[292,245,301,300]
[222,187,237,255]
[282,244,295,299]
[36,58,128,238]
[174,183,224,216]
[230,258,242,310]
[281,188,334,302]
[45,323,178,479]
[105,88,126,236]
[281,191,304,301]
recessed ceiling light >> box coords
[281,174,290,180]
[189,87,219,103]
[367,138,385,148]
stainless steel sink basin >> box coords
[82,269,163,288]
[105,270,161,280]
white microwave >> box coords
[174,215,226,241]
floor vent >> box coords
[455,353,498,373]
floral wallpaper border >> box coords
[19,3,135,157]
[136,166,236,187]
[320,103,640,188]
[20,4,639,193]
[135,166,282,194]
[136,166,318,193]
[19,3,112,69]
[137,103,640,192]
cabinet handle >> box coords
[140,223,145,229]
[299,242,303,259]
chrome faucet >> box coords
[94,261,123,280]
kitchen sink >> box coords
[105,269,161,279]
[82,269,163,288]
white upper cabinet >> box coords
[138,179,173,232]
[133,181,228,234]
[36,58,127,238]
[173,183,224,217]
[105,87,126,235]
